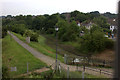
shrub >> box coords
[30,33,39,42]
[2,26,7,38]
[104,38,114,49]
[2,65,10,78]
[24,30,32,37]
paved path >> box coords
[8,31,113,78]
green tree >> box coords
[2,26,7,38]
[78,30,106,54]
[24,30,33,37]
[93,16,109,28]
[32,15,46,30]
[90,24,102,34]
[71,10,80,17]
[57,20,80,41]
[44,14,59,33]
[76,13,88,22]
[56,19,69,40]
[30,33,39,42]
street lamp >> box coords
[55,26,59,71]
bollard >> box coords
[27,62,28,73]
[67,67,69,78]
[76,64,78,71]
[82,71,84,80]
[83,65,85,72]
[64,54,67,64]
[100,69,101,75]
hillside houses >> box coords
[110,25,117,32]
[107,18,117,34]
[76,21,95,30]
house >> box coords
[80,31,84,36]
[76,21,81,26]
[110,25,117,32]
[81,22,94,30]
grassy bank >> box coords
[2,34,47,77]
[12,32,64,63]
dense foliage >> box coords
[2,10,115,55]
[2,26,7,38]
[77,26,114,54]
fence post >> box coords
[76,64,78,71]
[27,62,29,73]
[64,54,68,64]
[67,66,69,78]
[100,69,101,75]
[82,71,84,80]
[83,65,85,72]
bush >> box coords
[24,30,32,37]
[104,38,114,49]
[46,28,55,34]
[9,24,26,36]
[2,65,10,78]
[2,26,7,38]
[30,33,39,42]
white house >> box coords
[77,23,80,26]
[110,25,117,32]
[110,25,115,32]
[82,22,93,30]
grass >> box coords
[2,34,47,77]
[12,32,64,63]
[21,69,106,78]
[69,71,105,78]
[44,34,84,57]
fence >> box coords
[64,54,114,68]
[51,61,84,78]
[7,62,47,78]
[50,60,113,78]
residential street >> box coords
[8,31,113,78]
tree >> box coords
[15,15,25,21]
[90,11,100,17]
[32,15,46,30]
[76,13,88,22]
[30,33,39,42]
[93,16,109,28]
[71,10,80,17]
[80,26,89,34]
[56,19,68,39]
[90,24,102,34]
[78,29,106,54]
[57,20,80,41]
[24,30,32,37]
[2,26,7,38]
[43,14,60,34]
[9,24,26,36]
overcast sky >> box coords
[0,0,119,16]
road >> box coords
[8,31,114,78]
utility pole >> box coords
[55,26,59,72]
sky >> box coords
[0,0,119,16]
